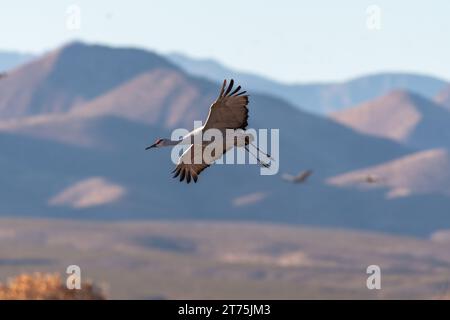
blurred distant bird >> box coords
[282,170,313,183]
[364,174,379,184]
[146,79,272,183]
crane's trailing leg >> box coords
[249,142,274,161]
[245,146,271,168]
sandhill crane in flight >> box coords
[146,79,272,183]
[282,170,313,184]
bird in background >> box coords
[364,174,380,184]
[282,170,313,184]
[146,79,273,183]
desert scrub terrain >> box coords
[0,273,105,300]
[1,219,450,299]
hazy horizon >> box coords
[3,39,450,86]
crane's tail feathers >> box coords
[249,142,275,161]
[245,146,271,168]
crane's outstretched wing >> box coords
[172,143,227,183]
[203,79,249,131]
[173,79,248,183]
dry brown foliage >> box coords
[0,272,106,300]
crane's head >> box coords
[145,138,165,150]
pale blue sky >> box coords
[1,0,449,83]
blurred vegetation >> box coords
[0,273,106,300]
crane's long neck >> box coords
[163,138,181,146]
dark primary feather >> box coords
[230,85,241,96]
[224,79,234,95]
[172,162,210,184]
[171,145,212,184]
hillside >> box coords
[331,90,450,149]
[436,85,450,109]
[0,42,176,118]
[327,149,450,198]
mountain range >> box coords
[1,42,450,236]
[167,53,449,114]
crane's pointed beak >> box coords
[145,143,157,150]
